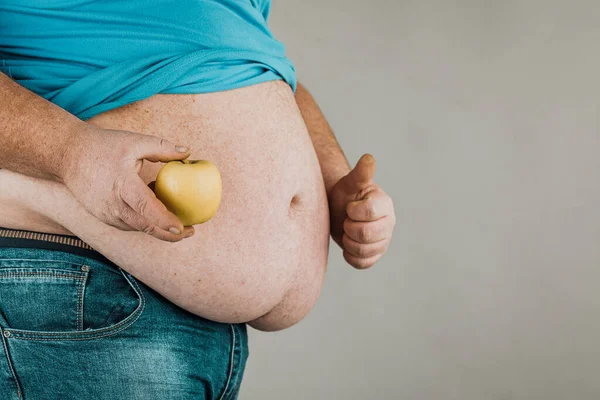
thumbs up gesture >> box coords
[328,154,396,269]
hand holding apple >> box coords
[154,160,222,226]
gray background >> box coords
[242,1,600,399]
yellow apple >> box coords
[154,160,222,226]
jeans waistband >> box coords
[0,228,111,265]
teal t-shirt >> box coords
[0,0,296,120]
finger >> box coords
[343,250,382,270]
[182,226,195,238]
[342,234,389,258]
[346,190,393,222]
[343,216,394,244]
[108,214,136,232]
[344,154,376,191]
[121,175,185,235]
[134,134,191,163]
[117,205,190,242]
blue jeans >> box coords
[0,247,248,400]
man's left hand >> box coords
[329,154,396,269]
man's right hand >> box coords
[59,125,195,242]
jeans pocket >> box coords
[0,260,89,332]
[0,258,145,341]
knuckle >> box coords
[142,224,157,236]
[358,225,370,242]
[124,185,148,214]
[364,201,376,220]
[110,207,122,220]
[343,218,351,232]
[113,175,130,200]
[356,245,369,258]
[136,196,149,215]
[159,138,169,150]
[341,234,350,248]
[117,208,137,228]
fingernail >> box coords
[169,227,181,235]
[176,146,189,153]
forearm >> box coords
[295,82,351,198]
[0,72,86,180]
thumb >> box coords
[135,134,191,163]
[344,154,376,191]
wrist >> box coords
[55,121,93,184]
[325,165,350,202]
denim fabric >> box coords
[0,247,248,400]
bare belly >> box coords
[2,80,330,324]
[91,79,328,266]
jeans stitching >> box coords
[217,324,237,400]
[0,259,88,265]
[4,269,146,341]
[0,273,84,279]
[76,267,90,331]
[226,325,244,399]
[0,259,89,276]
[1,328,22,399]
[5,299,145,341]
[3,312,144,342]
